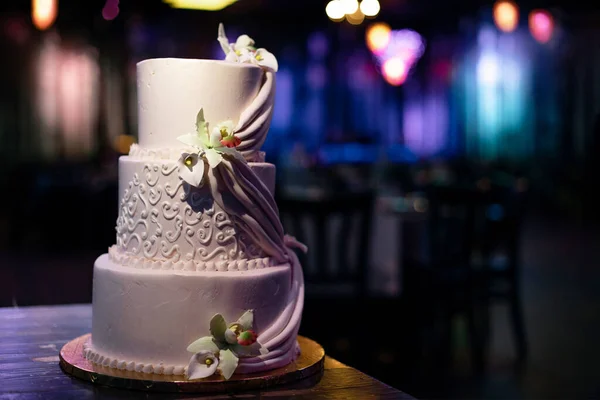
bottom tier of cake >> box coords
[84,253,304,376]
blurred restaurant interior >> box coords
[1,0,600,398]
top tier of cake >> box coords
[137,58,270,157]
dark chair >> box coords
[401,185,487,374]
[475,185,528,362]
[402,182,528,375]
[277,191,375,299]
[277,190,375,367]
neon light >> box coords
[529,10,554,43]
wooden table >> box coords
[0,305,415,399]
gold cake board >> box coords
[59,334,325,393]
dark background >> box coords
[1,0,600,398]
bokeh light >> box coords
[36,38,100,157]
[325,0,345,21]
[32,0,57,31]
[102,0,120,21]
[366,22,391,54]
[4,17,31,45]
[307,32,329,59]
[346,8,365,25]
[477,52,500,86]
[382,57,408,86]
[340,0,359,15]
[360,0,380,17]
[493,0,519,33]
[374,29,425,86]
[326,0,378,25]
[529,9,554,43]
[376,29,425,65]
[163,0,238,11]
[113,134,136,154]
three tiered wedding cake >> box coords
[83,25,306,380]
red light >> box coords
[529,9,554,43]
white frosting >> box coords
[108,245,272,271]
[87,253,303,375]
[129,144,266,163]
[128,144,192,162]
[127,146,275,195]
[137,58,263,149]
[115,156,276,263]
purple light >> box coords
[307,32,329,60]
[403,89,448,156]
[306,64,327,89]
[375,29,425,66]
[371,29,425,86]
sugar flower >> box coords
[213,120,241,148]
[186,310,267,380]
[176,108,244,187]
[186,350,219,380]
[250,48,278,71]
[218,23,278,72]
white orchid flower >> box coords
[217,23,232,55]
[218,24,255,57]
[176,108,245,187]
[232,47,254,63]
[203,128,227,168]
[213,120,235,136]
[186,350,219,380]
[177,152,204,188]
[251,48,278,72]
[212,120,241,148]
[234,34,255,51]
[225,51,238,62]
[217,23,277,72]
[186,311,266,380]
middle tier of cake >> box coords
[115,155,277,267]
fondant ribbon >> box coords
[283,234,308,254]
[208,156,288,263]
[283,234,307,284]
[234,70,275,161]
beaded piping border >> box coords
[83,342,186,375]
[108,246,273,272]
[128,144,266,162]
